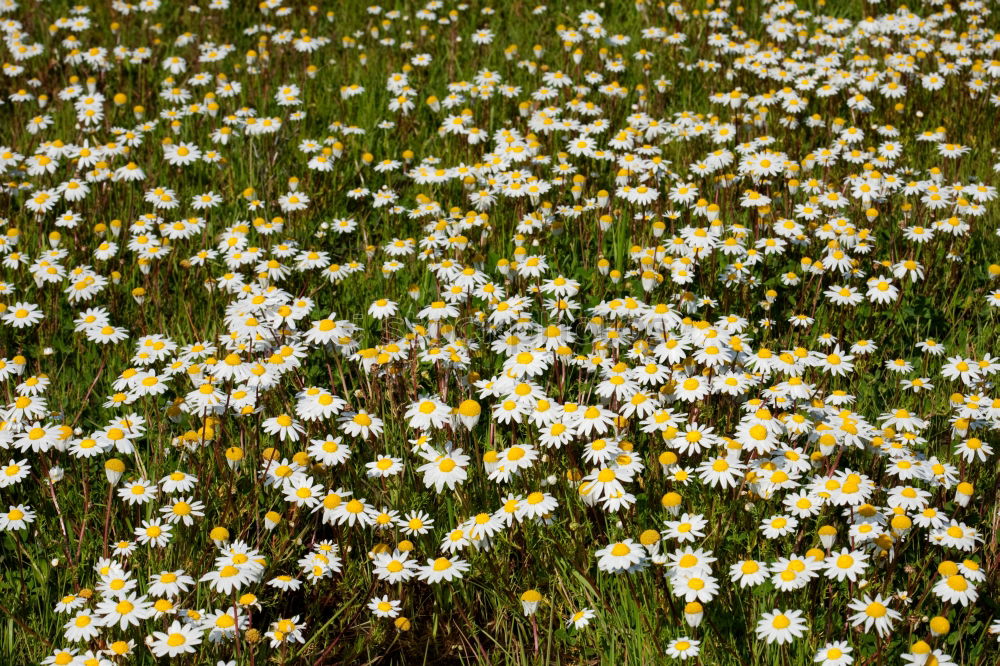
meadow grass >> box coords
[0,0,999,664]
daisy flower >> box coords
[846,594,900,637]
[149,620,202,657]
[368,596,402,618]
[665,636,700,660]
[595,539,645,573]
[755,608,808,645]
[814,641,853,666]
[416,556,470,584]
[566,608,596,629]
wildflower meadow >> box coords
[1,0,1000,663]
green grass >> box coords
[0,0,999,664]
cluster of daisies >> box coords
[0,0,999,663]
